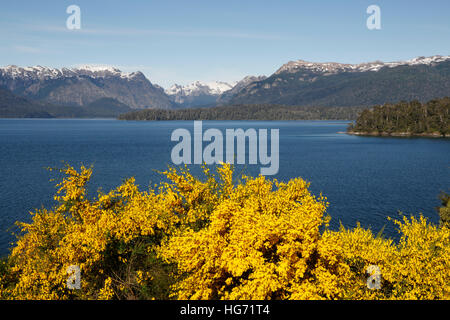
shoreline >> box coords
[344,131,448,138]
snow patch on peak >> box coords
[71,65,141,79]
[72,64,121,73]
[0,64,143,80]
[166,81,236,96]
[275,55,450,75]
[0,65,63,79]
[404,55,450,65]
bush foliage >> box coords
[0,164,448,300]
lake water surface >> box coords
[0,119,448,256]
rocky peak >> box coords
[275,55,450,75]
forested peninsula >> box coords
[347,98,449,137]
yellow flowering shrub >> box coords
[0,163,448,300]
[161,166,339,299]
[321,216,450,299]
[0,164,180,299]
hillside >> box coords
[229,56,450,107]
[0,65,175,110]
[0,87,132,118]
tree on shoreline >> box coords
[347,97,450,136]
[437,192,450,228]
[118,104,365,121]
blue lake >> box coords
[0,119,448,256]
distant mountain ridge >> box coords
[274,55,450,75]
[0,65,174,110]
[165,81,237,107]
[0,86,132,118]
[2,55,450,117]
[166,77,268,108]
[228,55,450,106]
[216,75,267,105]
[0,86,53,118]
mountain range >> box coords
[1,55,450,117]
[229,55,450,106]
[0,65,174,111]
[164,76,269,108]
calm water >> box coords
[0,119,449,256]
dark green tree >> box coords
[437,192,450,228]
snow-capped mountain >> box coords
[0,65,145,80]
[217,75,267,105]
[0,65,174,109]
[229,55,450,107]
[165,81,237,107]
[275,55,450,75]
[2,54,450,113]
[166,81,236,96]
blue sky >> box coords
[1,0,449,87]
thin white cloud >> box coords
[13,45,43,53]
[32,25,288,41]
